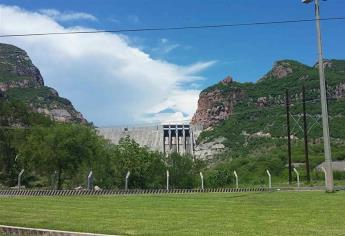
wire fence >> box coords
[0,187,268,197]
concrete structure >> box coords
[0,225,116,236]
[97,123,202,155]
[303,0,334,192]
[316,161,345,172]
[163,124,194,155]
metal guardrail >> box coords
[2,186,344,197]
[0,188,267,197]
[275,186,345,191]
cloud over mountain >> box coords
[38,9,97,22]
[0,5,215,126]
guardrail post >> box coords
[321,166,327,189]
[199,172,204,190]
[166,170,169,191]
[125,171,130,191]
[52,171,58,190]
[18,169,24,189]
[293,168,300,188]
[233,170,238,189]
[87,170,93,191]
[266,170,272,190]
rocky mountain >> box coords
[191,76,245,128]
[192,59,345,160]
[0,43,85,123]
[192,59,345,129]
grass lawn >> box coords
[1,191,345,235]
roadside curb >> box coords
[0,225,118,236]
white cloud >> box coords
[180,61,217,75]
[152,38,181,56]
[39,9,97,22]
[148,90,200,115]
[0,5,215,126]
[143,112,190,124]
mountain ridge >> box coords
[0,43,86,124]
[192,59,345,129]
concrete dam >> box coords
[97,124,203,155]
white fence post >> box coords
[233,171,238,189]
[166,170,169,191]
[87,170,93,190]
[53,170,58,190]
[293,168,300,188]
[18,169,24,189]
[125,171,130,191]
[266,170,272,190]
[200,172,204,190]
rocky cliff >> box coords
[0,43,85,123]
[192,59,345,160]
[191,76,245,128]
[192,59,345,129]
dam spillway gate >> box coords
[97,123,202,155]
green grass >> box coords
[1,192,345,235]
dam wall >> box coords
[97,123,202,155]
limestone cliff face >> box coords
[192,59,345,130]
[260,61,293,80]
[0,43,86,123]
[335,83,345,99]
[0,45,44,91]
[191,76,245,128]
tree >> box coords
[111,136,166,189]
[20,124,106,189]
[166,153,202,189]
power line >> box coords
[0,16,345,38]
[0,87,340,131]
[1,96,343,130]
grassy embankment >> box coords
[1,191,345,235]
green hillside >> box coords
[0,43,85,123]
[199,60,345,141]
[196,60,345,185]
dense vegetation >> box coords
[0,98,205,189]
[1,59,345,189]
[199,60,345,185]
[0,43,206,190]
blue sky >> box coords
[0,0,344,125]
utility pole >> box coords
[286,89,292,184]
[302,85,311,183]
[302,0,334,192]
[314,0,334,192]
[325,81,330,111]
